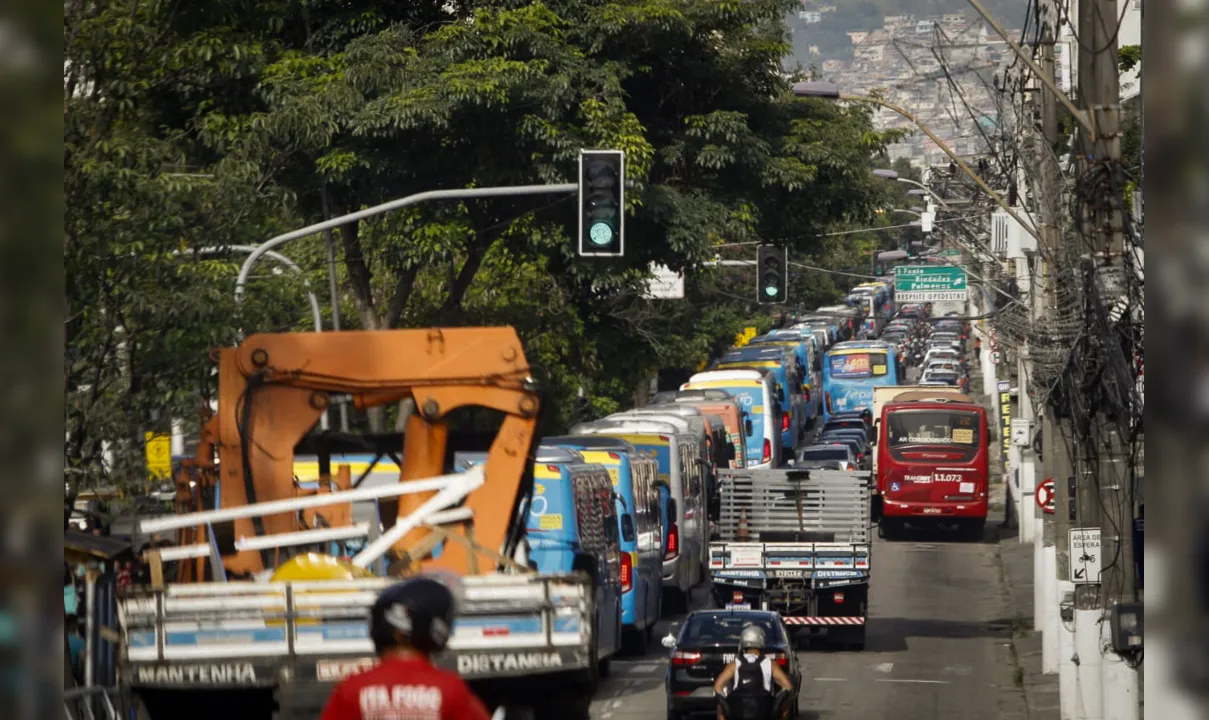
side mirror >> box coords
[662,633,677,649]
[726,444,736,462]
[745,419,754,435]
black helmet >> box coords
[369,575,462,654]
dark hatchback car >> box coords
[817,431,872,469]
[820,416,874,442]
[664,609,802,719]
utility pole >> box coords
[1035,27,1061,681]
[1075,0,1135,715]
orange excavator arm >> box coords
[190,327,540,578]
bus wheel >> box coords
[877,519,902,540]
[962,520,986,542]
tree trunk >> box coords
[337,218,387,432]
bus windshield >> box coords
[886,409,982,447]
[828,352,890,379]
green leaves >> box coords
[66,0,897,487]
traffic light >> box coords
[578,149,626,256]
[757,244,787,303]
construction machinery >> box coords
[116,328,597,720]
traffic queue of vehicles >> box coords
[111,275,986,720]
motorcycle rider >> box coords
[712,625,795,720]
[319,574,491,720]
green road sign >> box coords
[941,249,961,257]
[893,265,968,302]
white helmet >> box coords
[739,624,766,652]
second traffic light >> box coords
[578,149,625,257]
[757,244,787,303]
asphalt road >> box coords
[588,530,1027,719]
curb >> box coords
[995,530,1061,720]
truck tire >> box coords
[843,625,867,651]
[536,693,590,720]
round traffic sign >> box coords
[1035,478,1055,513]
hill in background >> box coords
[786,0,1031,66]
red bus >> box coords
[875,396,990,540]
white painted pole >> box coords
[138,468,482,534]
[1073,605,1104,719]
[1041,542,1059,673]
[352,471,486,568]
[1033,525,1045,630]
[1057,581,1078,719]
[1100,620,1139,720]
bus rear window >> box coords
[829,352,888,378]
[886,410,981,446]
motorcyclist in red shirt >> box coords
[320,574,492,720]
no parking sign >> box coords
[1035,478,1055,514]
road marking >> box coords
[871,662,894,673]
[876,678,951,684]
[942,665,973,676]
[609,699,623,709]
[625,663,660,674]
[814,677,847,682]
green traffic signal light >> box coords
[579,151,625,256]
[589,219,615,246]
[757,244,786,303]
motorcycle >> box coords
[716,689,793,720]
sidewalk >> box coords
[998,535,1061,720]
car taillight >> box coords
[802,389,810,402]
[762,439,772,464]
[620,551,633,593]
[781,414,790,432]
[671,650,702,666]
[770,652,789,668]
[824,392,833,413]
[845,462,854,471]
[665,523,679,560]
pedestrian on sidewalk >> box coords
[973,337,982,361]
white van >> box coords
[571,418,706,611]
[682,369,782,469]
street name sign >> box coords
[893,265,968,302]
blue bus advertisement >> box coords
[821,346,901,420]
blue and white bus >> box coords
[821,341,905,421]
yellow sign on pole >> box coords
[145,432,173,479]
[733,326,758,348]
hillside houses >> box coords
[799,11,1022,167]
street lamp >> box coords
[872,168,899,179]
[792,82,1039,244]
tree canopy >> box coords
[65,0,897,496]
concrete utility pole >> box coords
[1034,28,1062,681]
[1074,0,1135,715]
